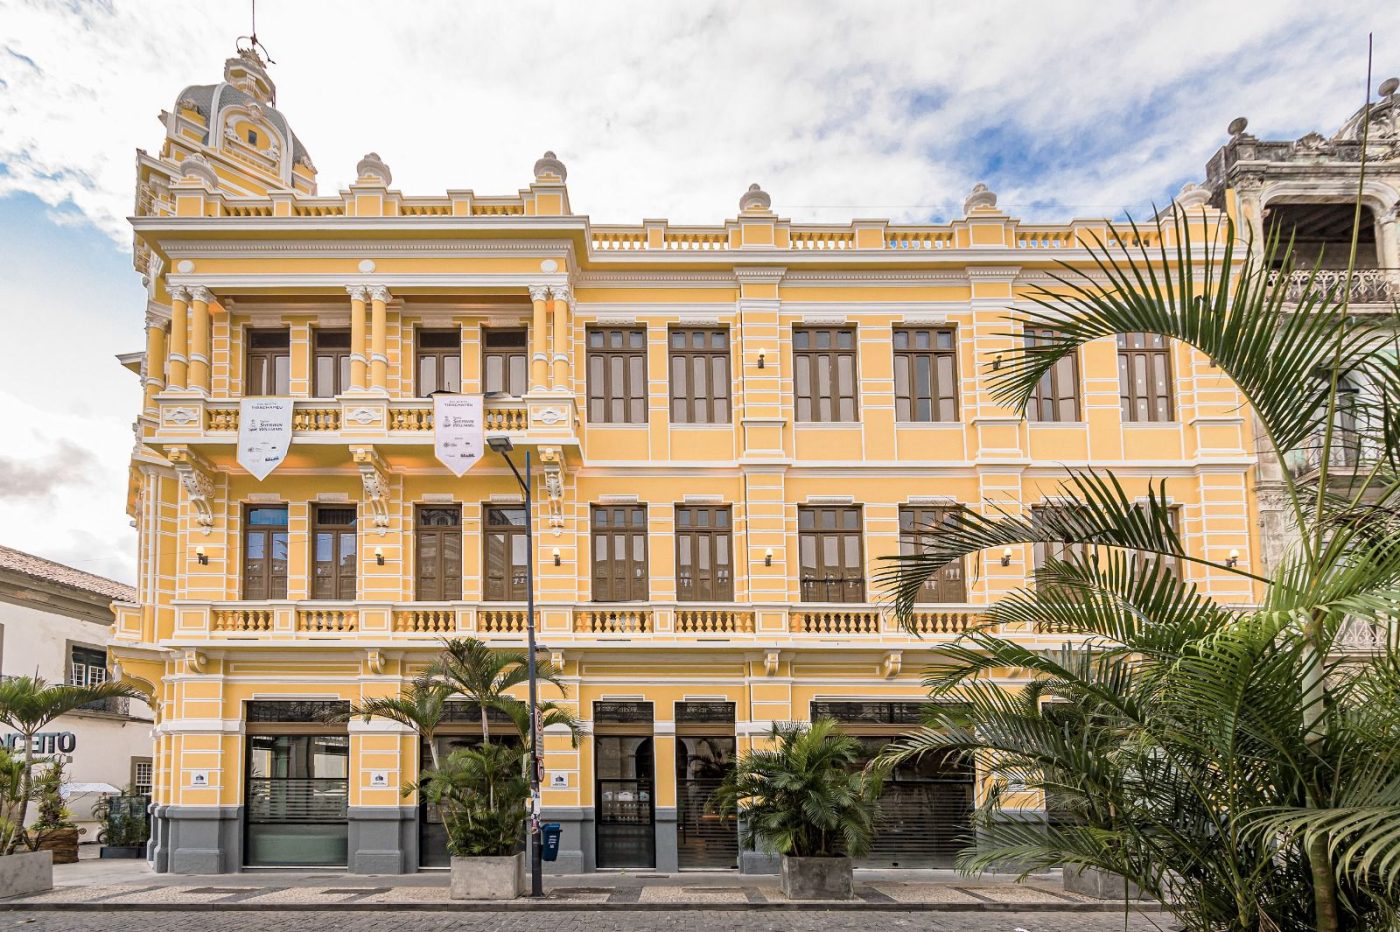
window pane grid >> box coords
[483,329,528,396]
[311,506,357,601]
[245,329,290,396]
[669,329,731,424]
[588,329,648,424]
[675,506,733,601]
[415,505,462,601]
[1026,328,1080,422]
[794,328,858,423]
[798,506,865,602]
[416,328,462,397]
[1116,332,1173,422]
[243,505,289,600]
[898,507,966,602]
[893,328,958,422]
[591,505,648,601]
[484,506,529,601]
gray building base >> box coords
[654,806,678,872]
[540,806,594,874]
[150,805,243,874]
[348,806,418,874]
[739,848,780,874]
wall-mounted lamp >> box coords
[195,545,208,566]
[552,547,561,567]
[756,347,767,369]
[764,547,774,567]
[374,546,385,566]
[992,354,1003,371]
[1000,546,1013,567]
[1225,548,1240,569]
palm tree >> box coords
[712,718,882,859]
[345,676,453,769]
[878,210,1400,931]
[0,675,146,853]
[427,638,571,745]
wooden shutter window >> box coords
[245,329,291,397]
[669,329,732,424]
[1117,332,1173,422]
[793,328,858,422]
[591,505,648,601]
[675,506,733,602]
[483,506,529,601]
[587,328,648,424]
[313,329,352,399]
[311,505,358,601]
[416,328,462,397]
[482,329,528,396]
[1132,505,1182,578]
[243,505,289,600]
[1026,328,1081,422]
[797,506,865,603]
[415,506,462,601]
[893,328,958,422]
[898,507,966,602]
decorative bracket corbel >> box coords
[537,445,565,534]
[883,650,903,679]
[184,649,209,675]
[167,446,216,533]
[764,650,781,677]
[351,447,390,534]
[549,650,566,671]
[366,649,385,675]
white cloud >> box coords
[2,0,1397,240]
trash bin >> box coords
[541,822,562,862]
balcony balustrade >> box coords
[156,396,570,450]
[1268,268,1399,306]
[160,601,991,646]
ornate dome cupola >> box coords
[136,46,316,225]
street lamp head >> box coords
[487,436,515,453]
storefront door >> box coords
[595,734,655,868]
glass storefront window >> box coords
[245,734,349,867]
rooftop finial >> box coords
[739,183,771,213]
[534,151,567,183]
[356,152,392,186]
[963,183,997,214]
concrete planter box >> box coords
[449,852,525,900]
[1063,865,1148,900]
[0,850,53,898]
[780,855,853,900]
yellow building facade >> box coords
[114,50,1270,874]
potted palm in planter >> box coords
[424,743,530,899]
[346,640,582,897]
[0,675,143,896]
[714,718,882,900]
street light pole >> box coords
[490,438,544,898]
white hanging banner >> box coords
[434,394,485,477]
[237,397,294,481]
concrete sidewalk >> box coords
[0,856,1165,913]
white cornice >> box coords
[160,238,579,259]
[166,273,568,291]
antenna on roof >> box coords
[235,0,276,64]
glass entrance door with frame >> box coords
[244,733,349,867]
[595,734,655,869]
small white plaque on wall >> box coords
[368,770,391,789]
[188,770,212,788]
[550,772,569,789]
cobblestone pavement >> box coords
[0,909,1171,931]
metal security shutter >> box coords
[811,702,976,869]
[861,769,974,868]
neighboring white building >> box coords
[0,545,154,839]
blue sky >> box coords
[0,0,1398,581]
